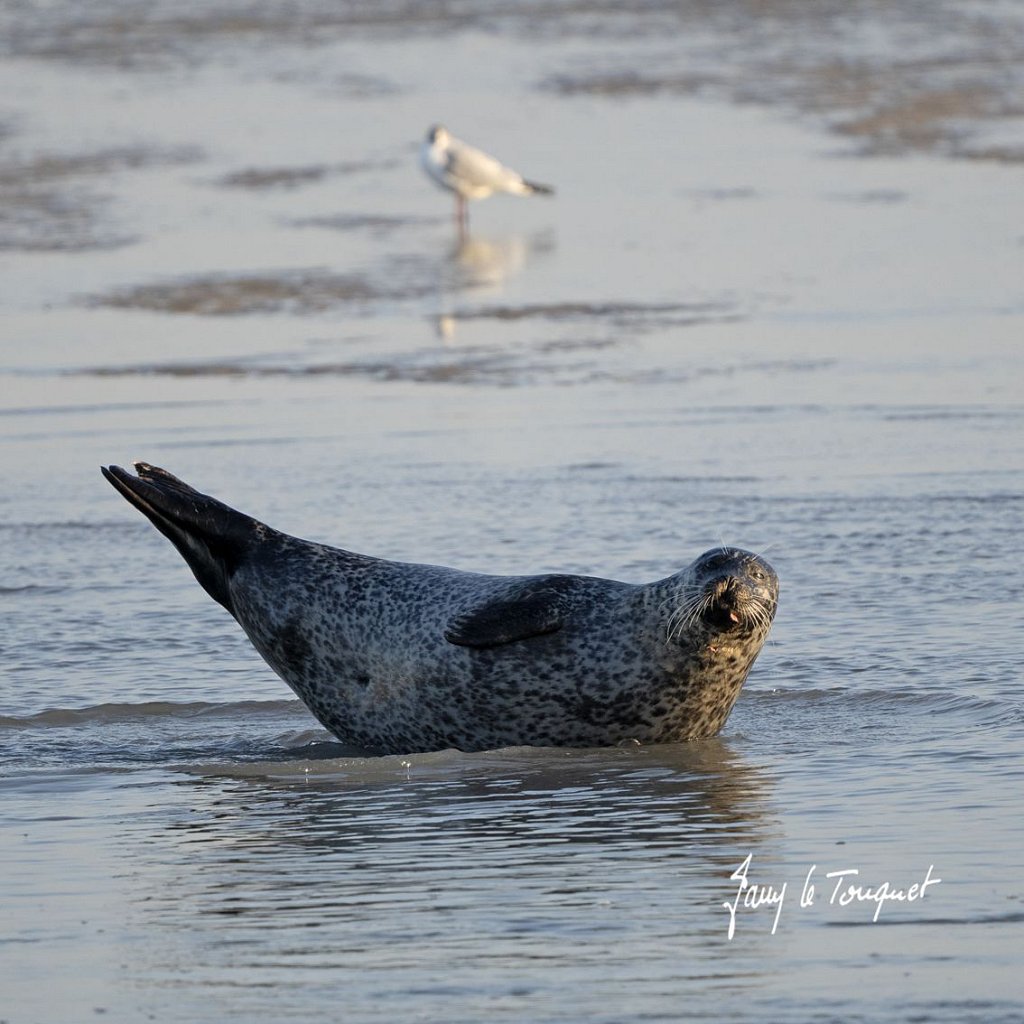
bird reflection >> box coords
[434,229,556,341]
[452,232,529,288]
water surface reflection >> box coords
[124,743,782,1019]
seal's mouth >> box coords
[703,579,746,631]
[704,603,742,631]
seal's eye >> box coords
[750,569,766,582]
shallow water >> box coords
[2,2,1023,1022]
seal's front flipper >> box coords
[444,575,577,648]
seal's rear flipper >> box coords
[101,462,265,615]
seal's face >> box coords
[666,548,779,644]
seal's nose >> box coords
[710,576,741,599]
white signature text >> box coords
[723,854,941,939]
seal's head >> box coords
[666,548,779,645]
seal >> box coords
[102,462,779,755]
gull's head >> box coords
[426,124,450,147]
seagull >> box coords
[420,124,554,233]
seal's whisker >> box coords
[666,590,710,643]
[754,604,776,640]
[666,596,698,642]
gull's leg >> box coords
[456,194,469,239]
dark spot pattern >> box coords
[228,538,779,754]
[107,465,779,754]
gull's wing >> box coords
[445,140,524,192]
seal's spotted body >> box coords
[102,463,779,754]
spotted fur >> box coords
[102,463,779,754]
